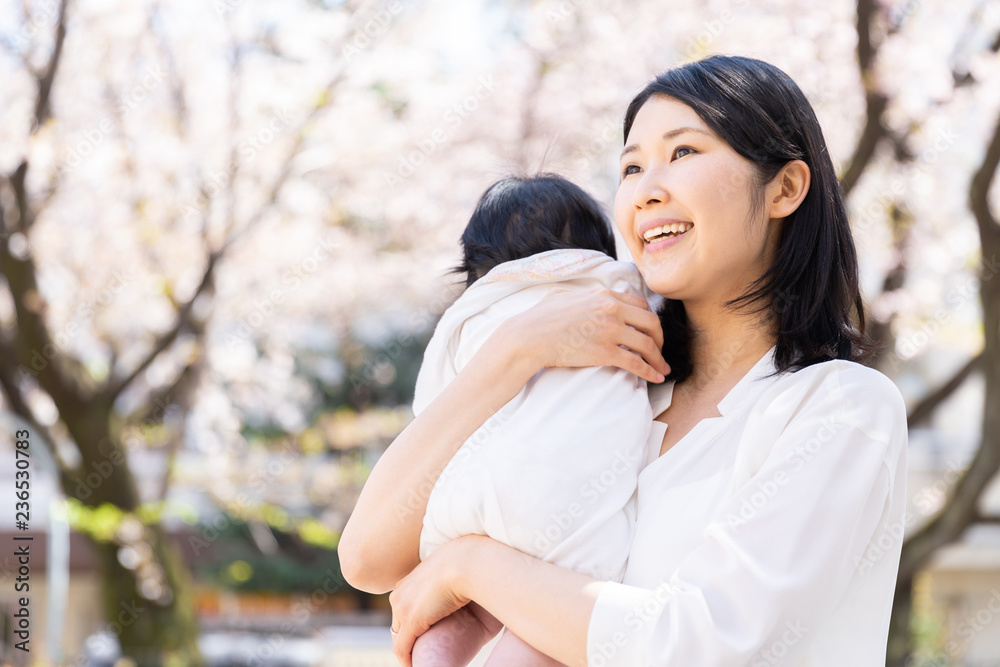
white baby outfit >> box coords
[413,248,659,583]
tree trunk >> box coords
[886,110,1000,665]
[885,577,914,667]
[60,400,204,666]
[91,525,203,666]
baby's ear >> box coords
[768,160,810,220]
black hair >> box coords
[623,55,873,382]
[451,173,617,288]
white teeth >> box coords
[642,222,692,243]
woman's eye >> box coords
[672,146,695,160]
[622,164,641,177]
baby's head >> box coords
[452,173,617,287]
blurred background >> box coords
[0,0,999,665]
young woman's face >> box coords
[614,95,781,308]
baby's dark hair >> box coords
[451,173,618,288]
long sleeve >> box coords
[587,363,907,666]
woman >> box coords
[339,55,908,666]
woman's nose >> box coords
[632,169,669,209]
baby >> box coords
[409,174,659,666]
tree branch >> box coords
[0,333,80,489]
[970,111,1000,242]
[219,68,348,252]
[149,2,189,133]
[106,249,220,403]
[0,177,92,412]
[868,204,912,369]
[839,0,889,197]
[121,354,197,426]
[0,336,45,435]
[31,0,68,131]
[8,162,33,233]
[107,44,350,408]
[898,110,1000,583]
[906,353,983,427]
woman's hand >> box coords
[492,288,669,383]
[389,538,475,667]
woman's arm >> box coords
[339,330,536,593]
[389,534,601,667]
[338,289,668,594]
[389,365,908,667]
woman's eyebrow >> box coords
[621,127,713,157]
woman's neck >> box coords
[682,300,777,391]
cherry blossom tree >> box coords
[2,0,999,663]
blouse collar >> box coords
[649,345,780,418]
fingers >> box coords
[604,291,664,351]
[622,307,665,354]
[389,593,410,667]
[392,628,415,667]
[610,345,666,384]
[596,291,667,375]
[604,289,651,311]
[517,287,669,378]
[618,327,670,380]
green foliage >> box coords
[60,498,169,542]
[320,329,434,411]
[194,514,347,593]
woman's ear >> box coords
[767,160,810,220]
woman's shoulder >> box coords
[789,357,904,400]
[765,357,907,441]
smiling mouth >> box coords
[642,222,693,244]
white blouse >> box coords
[586,347,908,666]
